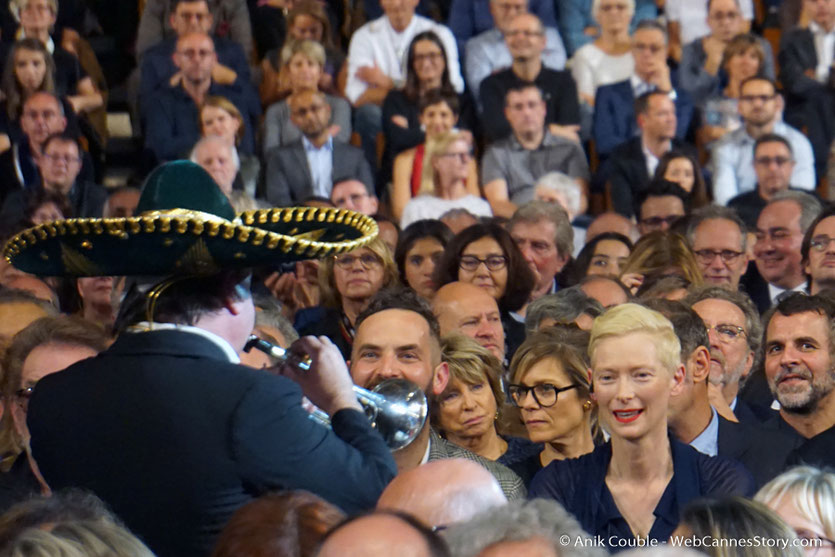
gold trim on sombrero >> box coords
[4,206,379,274]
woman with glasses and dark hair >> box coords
[434,222,536,358]
[506,327,596,485]
[432,333,541,484]
[295,237,399,359]
[382,31,476,187]
[394,220,454,301]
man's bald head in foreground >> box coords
[376,459,507,529]
[315,511,450,557]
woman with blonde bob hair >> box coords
[433,334,540,483]
[294,237,399,360]
[529,304,754,549]
[619,232,704,294]
[399,130,491,228]
[508,327,596,484]
[756,466,835,556]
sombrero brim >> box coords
[4,207,378,277]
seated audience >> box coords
[262,39,351,153]
[395,220,453,301]
[481,83,590,218]
[199,96,258,197]
[665,0,754,61]
[653,150,709,210]
[383,32,476,187]
[559,0,658,56]
[802,206,835,295]
[434,223,536,359]
[74,276,119,331]
[190,135,239,198]
[635,180,688,237]
[391,91,478,222]
[464,0,565,107]
[211,491,345,557]
[686,206,749,291]
[294,237,398,360]
[330,177,379,215]
[450,0,558,57]
[569,0,634,107]
[711,77,814,205]
[507,328,597,484]
[480,14,579,143]
[593,20,693,158]
[571,232,633,282]
[433,281,506,362]
[400,131,491,229]
[529,303,754,548]
[523,287,604,333]
[266,90,373,206]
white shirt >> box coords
[569,43,634,101]
[399,194,492,229]
[810,21,835,83]
[641,137,664,178]
[767,282,807,306]
[344,14,464,104]
[665,0,754,45]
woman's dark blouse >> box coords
[528,437,754,551]
[498,435,542,487]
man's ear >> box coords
[431,361,449,395]
[369,196,379,214]
[688,346,711,385]
[670,363,687,396]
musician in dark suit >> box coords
[265,90,374,206]
[21,162,396,557]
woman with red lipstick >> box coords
[507,328,596,484]
[432,334,541,484]
[295,237,399,360]
[395,220,454,301]
[434,223,536,359]
[528,303,754,550]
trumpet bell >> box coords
[369,379,428,451]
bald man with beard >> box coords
[432,282,505,362]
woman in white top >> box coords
[569,0,635,107]
[399,131,491,229]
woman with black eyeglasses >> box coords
[295,237,400,360]
[434,222,536,360]
[505,327,598,485]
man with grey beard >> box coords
[763,292,835,440]
[685,286,762,424]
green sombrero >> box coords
[4,161,378,277]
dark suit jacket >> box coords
[592,75,694,157]
[787,425,835,468]
[0,180,107,227]
[717,414,795,488]
[265,139,374,206]
[604,137,697,217]
[28,330,396,557]
[779,28,824,102]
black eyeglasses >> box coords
[459,255,508,272]
[694,249,744,264]
[507,383,578,408]
[640,215,681,229]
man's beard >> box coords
[772,365,835,415]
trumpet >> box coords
[244,335,428,451]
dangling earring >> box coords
[583,400,593,411]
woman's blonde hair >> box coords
[619,232,704,287]
[280,39,326,69]
[589,303,681,374]
[431,333,505,431]
[755,465,835,542]
[419,131,471,196]
[318,237,399,309]
[200,96,245,145]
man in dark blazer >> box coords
[266,90,374,206]
[778,1,835,178]
[593,20,693,159]
[24,162,397,557]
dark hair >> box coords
[637,178,690,220]
[653,150,709,209]
[634,89,672,116]
[355,286,441,345]
[801,205,835,270]
[417,88,460,117]
[114,270,251,333]
[634,18,668,40]
[569,232,633,283]
[286,0,335,49]
[433,223,536,312]
[641,298,708,362]
[171,0,209,11]
[322,510,450,557]
[403,32,454,103]
[211,491,345,557]
[721,33,766,76]
[754,132,794,158]
[1,38,56,121]
[394,220,453,286]
[763,292,835,343]
[524,287,604,335]
[24,189,72,224]
[504,82,543,107]
[41,131,81,156]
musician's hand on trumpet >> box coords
[278,336,363,417]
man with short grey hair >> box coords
[524,287,603,334]
[686,205,749,290]
[508,202,574,305]
[190,135,239,196]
